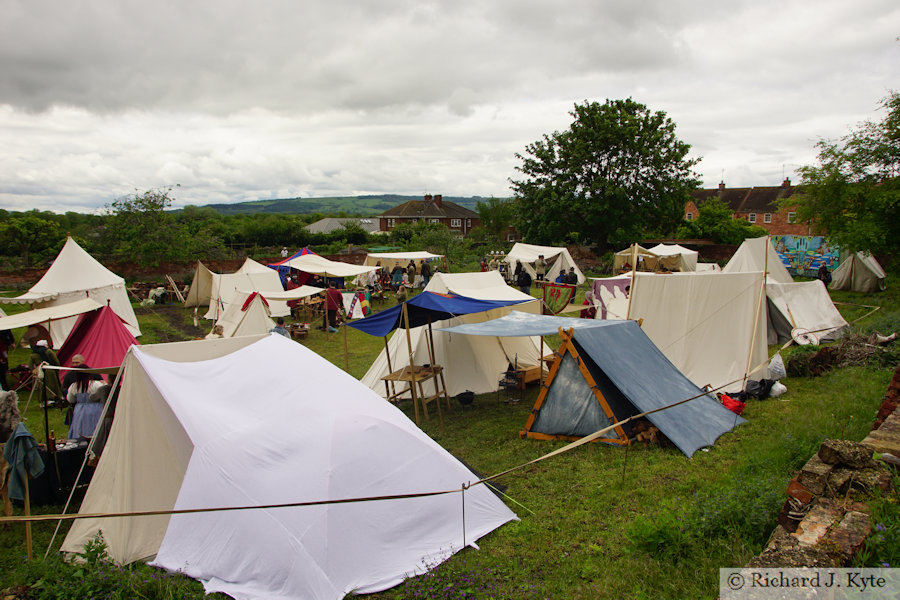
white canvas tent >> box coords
[830,252,886,293]
[723,236,793,284]
[647,244,699,272]
[0,237,140,345]
[283,253,380,279]
[364,251,444,271]
[62,334,516,600]
[184,258,288,320]
[360,271,543,398]
[626,271,769,393]
[765,280,849,344]
[504,243,585,284]
[213,291,276,338]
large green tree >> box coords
[510,98,700,253]
[0,211,63,266]
[793,91,900,256]
[476,197,515,243]
[104,187,183,266]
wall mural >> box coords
[770,235,839,278]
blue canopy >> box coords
[347,292,530,337]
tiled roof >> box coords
[305,217,381,234]
[379,199,479,219]
[690,182,798,213]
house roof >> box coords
[379,198,478,220]
[305,217,381,234]
[690,181,798,213]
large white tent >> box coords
[364,251,444,271]
[723,236,793,284]
[504,243,585,284]
[62,334,516,600]
[283,253,380,279]
[626,271,769,393]
[765,280,849,344]
[212,291,276,338]
[360,271,544,398]
[647,243,699,272]
[0,237,140,345]
[830,252,886,293]
[184,258,288,320]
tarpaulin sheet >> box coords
[435,311,615,337]
[569,321,745,457]
[347,292,530,337]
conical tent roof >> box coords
[57,305,139,372]
[0,237,140,343]
[62,334,516,600]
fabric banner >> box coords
[342,292,370,320]
[542,283,574,315]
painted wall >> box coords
[771,235,839,277]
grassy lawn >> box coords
[1,280,898,599]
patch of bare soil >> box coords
[135,303,205,341]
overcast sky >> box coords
[1,0,897,213]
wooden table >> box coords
[381,365,450,423]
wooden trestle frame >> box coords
[519,328,630,446]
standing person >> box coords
[567,267,578,303]
[281,247,289,258]
[0,330,13,391]
[67,370,106,440]
[406,260,416,285]
[391,264,404,289]
[420,260,432,288]
[325,281,343,333]
[817,264,832,285]
[516,265,532,294]
[62,354,101,398]
[534,255,547,282]
[30,340,62,405]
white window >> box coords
[429,218,440,224]
[748,213,757,223]
[788,212,796,224]
[450,219,461,227]
[387,218,394,227]
[466,219,471,228]
[764,213,772,223]
[685,213,693,221]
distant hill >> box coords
[202,195,493,216]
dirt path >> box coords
[134,303,206,341]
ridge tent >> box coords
[830,252,886,293]
[0,237,140,345]
[58,305,139,372]
[613,244,660,272]
[765,280,849,344]
[213,291,276,338]
[504,243,585,284]
[723,236,793,284]
[520,322,745,457]
[363,251,444,272]
[357,272,543,398]
[626,271,769,393]
[184,259,288,320]
[647,243,698,271]
[61,334,516,600]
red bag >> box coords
[721,394,745,416]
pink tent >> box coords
[58,305,139,374]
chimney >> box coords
[434,194,443,208]
[424,194,433,203]
[782,177,791,188]
[718,181,726,191]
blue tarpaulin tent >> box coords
[347,292,531,337]
[521,320,745,457]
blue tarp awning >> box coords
[347,292,531,337]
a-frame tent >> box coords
[184,258,288,320]
[58,305,139,370]
[765,280,849,344]
[504,242,586,283]
[61,334,516,600]
[830,252,886,293]
[521,322,746,457]
[213,291,276,338]
[0,237,140,345]
[723,236,793,283]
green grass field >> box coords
[1,281,897,599]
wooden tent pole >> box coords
[427,318,445,435]
[383,336,397,398]
[343,319,349,372]
[402,303,420,424]
[626,243,638,321]
[743,236,769,389]
[24,472,32,560]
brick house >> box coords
[378,194,481,235]
[687,178,813,236]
